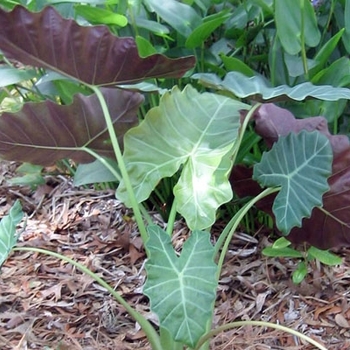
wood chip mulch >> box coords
[1,161,350,350]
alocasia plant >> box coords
[231,103,350,249]
[0,5,338,350]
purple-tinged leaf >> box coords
[230,165,276,215]
[231,104,350,249]
[253,104,349,156]
[0,6,196,86]
[0,88,143,166]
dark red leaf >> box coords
[0,88,143,165]
[0,6,196,86]
[253,104,349,156]
[230,165,276,216]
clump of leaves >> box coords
[231,103,350,250]
[0,4,343,350]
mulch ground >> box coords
[1,161,350,350]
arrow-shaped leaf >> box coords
[143,225,218,348]
[253,130,333,233]
[0,88,143,165]
[116,85,248,230]
[0,6,195,86]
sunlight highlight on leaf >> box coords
[117,85,248,230]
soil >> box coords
[1,161,350,350]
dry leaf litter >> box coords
[0,161,350,350]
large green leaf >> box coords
[253,130,333,233]
[192,71,350,102]
[0,200,23,267]
[143,225,218,348]
[174,152,233,230]
[275,0,320,55]
[116,85,248,230]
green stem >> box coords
[89,86,148,243]
[61,159,77,176]
[82,147,122,182]
[200,42,205,73]
[166,197,178,236]
[230,103,261,165]
[195,320,327,350]
[215,187,280,275]
[270,36,278,86]
[139,204,155,226]
[14,246,162,350]
[82,147,153,226]
[318,0,335,50]
[300,0,309,79]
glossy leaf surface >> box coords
[0,6,195,86]
[254,131,332,233]
[0,88,143,165]
[309,29,344,78]
[117,85,248,230]
[74,5,128,26]
[143,225,218,348]
[308,246,343,265]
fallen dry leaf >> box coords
[335,313,350,328]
